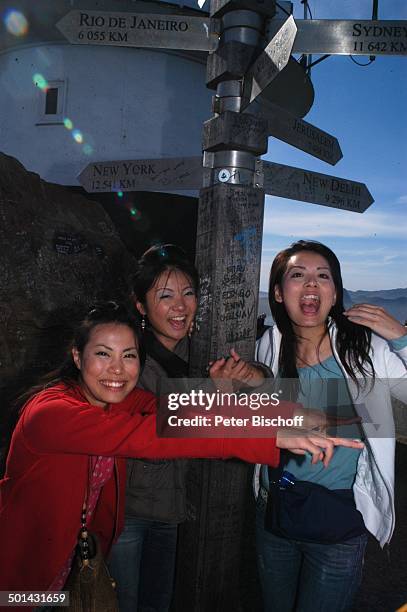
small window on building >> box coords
[45,88,59,115]
[36,79,67,125]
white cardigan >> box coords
[254,322,407,547]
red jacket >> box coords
[0,384,283,602]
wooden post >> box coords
[174,2,274,610]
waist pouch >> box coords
[265,478,366,544]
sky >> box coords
[260,0,407,291]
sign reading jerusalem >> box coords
[56,10,219,52]
[260,102,342,166]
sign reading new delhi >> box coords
[260,161,374,213]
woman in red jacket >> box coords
[0,301,363,604]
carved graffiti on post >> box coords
[203,111,268,154]
[190,183,264,377]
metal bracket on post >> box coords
[220,10,264,45]
[206,1,272,88]
[203,150,256,186]
[212,80,242,114]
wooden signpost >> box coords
[70,3,407,609]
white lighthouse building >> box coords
[0,0,212,187]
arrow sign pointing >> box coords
[267,19,407,56]
[78,156,203,193]
[252,101,342,165]
[241,15,297,110]
[56,10,219,52]
[260,160,374,212]
[79,156,374,213]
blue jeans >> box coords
[256,502,368,612]
[107,517,178,612]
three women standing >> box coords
[0,300,304,605]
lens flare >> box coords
[129,207,142,221]
[83,144,93,155]
[72,129,83,144]
[4,9,28,37]
[33,73,48,91]
[117,191,124,198]
[63,118,73,130]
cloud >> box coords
[263,200,407,238]
[259,231,407,292]
[396,195,407,205]
[259,252,406,292]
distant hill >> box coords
[348,288,407,300]
[347,289,407,324]
[258,288,407,324]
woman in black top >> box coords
[108,244,199,612]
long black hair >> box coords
[131,244,199,307]
[1,301,145,476]
[269,240,374,389]
[14,301,146,410]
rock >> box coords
[0,152,136,440]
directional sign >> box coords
[267,20,407,56]
[56,10,219,52]
[260,161,374,212]
[241,15,297,110]
[253,101,342,165]
[79,156,373,213]
[78,156,203,193]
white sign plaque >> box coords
[78,157,203,192]
[261,161,374,212]
[57,10,219,52]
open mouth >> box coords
[299,294,320,315]
[168,315,187,330]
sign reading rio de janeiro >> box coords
[56,10,219,52]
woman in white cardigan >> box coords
[253,240,407,612]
